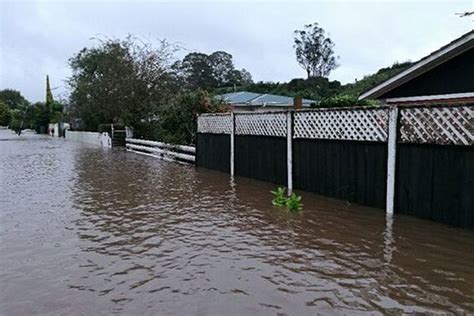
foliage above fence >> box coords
[197,105,473,146]
[399,105,473,146]
[235,112,287,137]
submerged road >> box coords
[1,129,473,315]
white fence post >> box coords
[230,112,235,176]
[287,110,293,195]
[386,106,399,215]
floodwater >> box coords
[1,130,473,316]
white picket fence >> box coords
[125,138,195,164]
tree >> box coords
[0,89,29,110]
[238,68,253,85]
[179,52,216,89]
[177,51,253,90]
[68,37,178,131]
[8,109,24,132]
[209,51,234,87]
[31,102,51,132]
[0,100,12,126]
[46,75,54,105]
[135,90,228,144]
[294,23,339,78]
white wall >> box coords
[65,130,112,147]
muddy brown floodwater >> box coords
[1,130,473,315]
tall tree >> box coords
[294,23,339,78]
[46,75,54,106]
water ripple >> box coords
[1,130,473,315]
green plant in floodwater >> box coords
[271,187,303,213]
[271,187,287,206]
[285,192,303,213]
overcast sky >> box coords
[0,0,472,102]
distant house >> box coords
[360,30,474,105]
[217,91,317,112]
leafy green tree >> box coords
[68,37,178,131]
[179,52,217,89]
[30,102,51,132]
[177,51,253,90]
[8,109,24,132]
[0,89,29,110]
[0,100,12,126]
[49,101,64,123]
[294,23,339,78]
[227,68,253,87]
[135,90,227,144]
[209,51,234,87]
[237,68,253,85]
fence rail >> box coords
[126,138,195,163]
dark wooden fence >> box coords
[294,139,387,209]
[196,133,230,172]
[235,135,287,184]
[196,105,474,229]
[395,143,473,228]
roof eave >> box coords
[359,31,474,100]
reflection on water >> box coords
[1,130,473,315]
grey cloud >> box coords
[0,0,472,102]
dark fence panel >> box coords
[235,135,287,185]
[395,144,474,229]
[196,133,230,173]
[293,139,387,209]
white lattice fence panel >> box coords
[294,108,389,142]
[399,106,474,145]
[197,114,232,134]
[235,112,287,137]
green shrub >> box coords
[271,187,303,213]
[271,187,287,206]
[285,193,303,213]
[134,90,228,145]
[0,101,12,126]
[318,94,378,108]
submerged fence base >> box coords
[196,105,474,229]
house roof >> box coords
[218,91,317,107]
[359,30,474,100]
